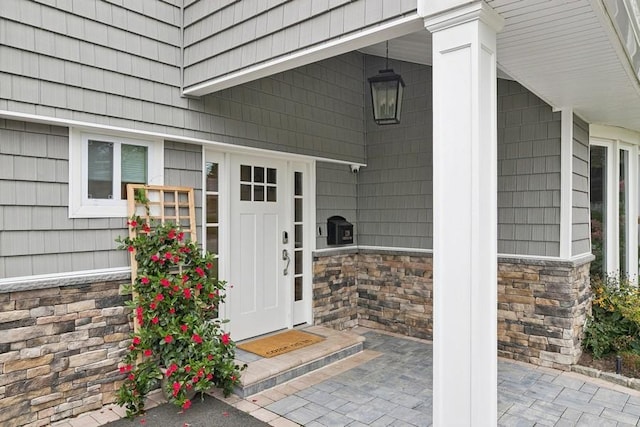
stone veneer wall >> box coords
[312,250,591,370]
[0,280,130,426]
[497,256,592,370]
[357,251,433,340]
[312,250,358,330]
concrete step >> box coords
[234,326,365,397]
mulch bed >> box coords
[578,351,640,379]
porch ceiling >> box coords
[359,0,640,133]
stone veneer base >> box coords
[313,248,592,371]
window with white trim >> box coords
[69,129,163,218]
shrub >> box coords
[583,275,640,358]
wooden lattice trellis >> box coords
[126,184,197,333]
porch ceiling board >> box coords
[360,0,640,133]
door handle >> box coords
[282,249,291,276]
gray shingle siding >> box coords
[182,0,417,90]
[572,114,590,256]
[0,119,128,278]
[357,56,432,249]
[1,1,365,163]
[498,80,562,257]
[316,162,358,250]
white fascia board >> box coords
[183,14,425,96]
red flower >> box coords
[151,254,160,262]
[221,333,231,345]
[206,373,213,380]
[127,245,134,253]
[143,349,153,357]
[192,376,199,383]
[196,283,203,290]
[182,399,191,410]
[166,363,178,376]
[119,364,133,373]
[172,381,181,397]
[207,354,213,360]
[208,293,215,299]
[173,255,180,263]
[155,293,164,302]
[173,285,180,292]
[136,307,144,325]
[169,307,176,314]
[206,262,213,270]
[195,267,205,277]
[152,316,159,324]
[132,336,141,346]
[183,288,192,299]
[149,303,156,310]
[128,373,135,381]
[140,277,150,285]
[142,223,151,233]
[180,324,188,333]
[185,366,191,373]
[168,229,176,239]
[192,334,202,344]
[165,252,172,260]
[128,220,138,227]
[182,275,189,284]
[164,335,173,344]
[160,278,170,287]
[178,232,184,241]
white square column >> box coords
[424,2,504,426]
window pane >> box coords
[295,224,303,248]
[206,195,218,223]
[88,140,113,199]
[267,186,277,202]
[121,144,147,183]
[254,166,264,183]
[267,168,277,184]
[240,165,251,182]
[240,184,251,201]
[590,146,606,278]
[620,149,628,276]
[295,198,302,222]
[207,226,219,254]
[294,276,303,301]
[254,185,264,201]
[294,249,302,275]
[295,172,302,196]
[206,162,218,192]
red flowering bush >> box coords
[116,217,244,417]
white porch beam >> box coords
[424,2,503,426]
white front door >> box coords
[227,155,291,340]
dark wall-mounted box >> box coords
[327,216,353,245]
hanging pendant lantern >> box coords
[368,41,405,125]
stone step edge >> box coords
[571,364,640,392]
[234,341,364,398]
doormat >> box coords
[237,330,324,358]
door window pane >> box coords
[240,165,251,182]
[267,186,277,202]
[294,277,303,302]
[267,168,277,184]
[254,166,264,183]
[207,226,219,254]
[88,140,113,199]
[240,184,251,201]
[254,185,264,201]
[206,195,218,223]
[294,171,302,196]
[206,163,219,192]
[590,146,606,278]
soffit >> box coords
[359,0,640,133]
